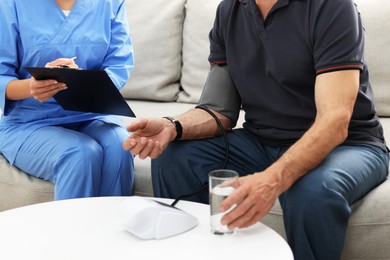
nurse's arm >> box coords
[6,78,67,102]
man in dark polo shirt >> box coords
[123,0,389,259]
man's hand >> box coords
[123,118,176,159]
[219,171,282,229]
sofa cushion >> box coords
[122,0,186,102]
[0,156,53,211]
[178,0,222,103]
[342,176,390,259]
[0,150,154,212]
[355,0,390,116]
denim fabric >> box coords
[152,128,389,260]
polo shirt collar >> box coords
[238,0,304,4]
[238,0,304,15]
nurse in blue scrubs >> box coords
[0,0,135,199]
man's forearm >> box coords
[270,70,359,192]
[175,108,232,140]
[269,112,350,193]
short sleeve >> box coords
[208,3,227,65]
[313,0,364,75]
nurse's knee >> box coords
[52,139,103,195]
[60,139,103,167]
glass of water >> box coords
[209,169,239,235]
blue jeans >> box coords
[152,128,389,260]
[14,120,134,200]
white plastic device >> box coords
[120,196,199,240]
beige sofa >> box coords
[0,0,389,259]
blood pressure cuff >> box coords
[197,65,241,127]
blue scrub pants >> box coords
[152,128,389,260]
[14,120,134,200]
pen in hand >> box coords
[46,56,79,69]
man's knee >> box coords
[280,176,350,221]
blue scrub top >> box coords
[0,0,134,164]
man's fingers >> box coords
[138,138,154,159]
[126,119,148,132]
[219,184,247,212]
[220,188,251,225]
[229,208,267,229]
[124,136,159,159]
[122,137,137,150]
[149,141,163,159]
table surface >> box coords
[0,197,293,260]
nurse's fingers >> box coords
[32,83,67,102]
[46,57,78,69]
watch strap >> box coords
[163,116,183,140]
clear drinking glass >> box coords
[209,169,239,235]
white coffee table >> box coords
[0,197,293,260]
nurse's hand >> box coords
[29,77,67,102]
[45,57,79,69]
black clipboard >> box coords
[24,67,136,117]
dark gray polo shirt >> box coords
[208,0,386,150]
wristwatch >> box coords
[163,116,183,140]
